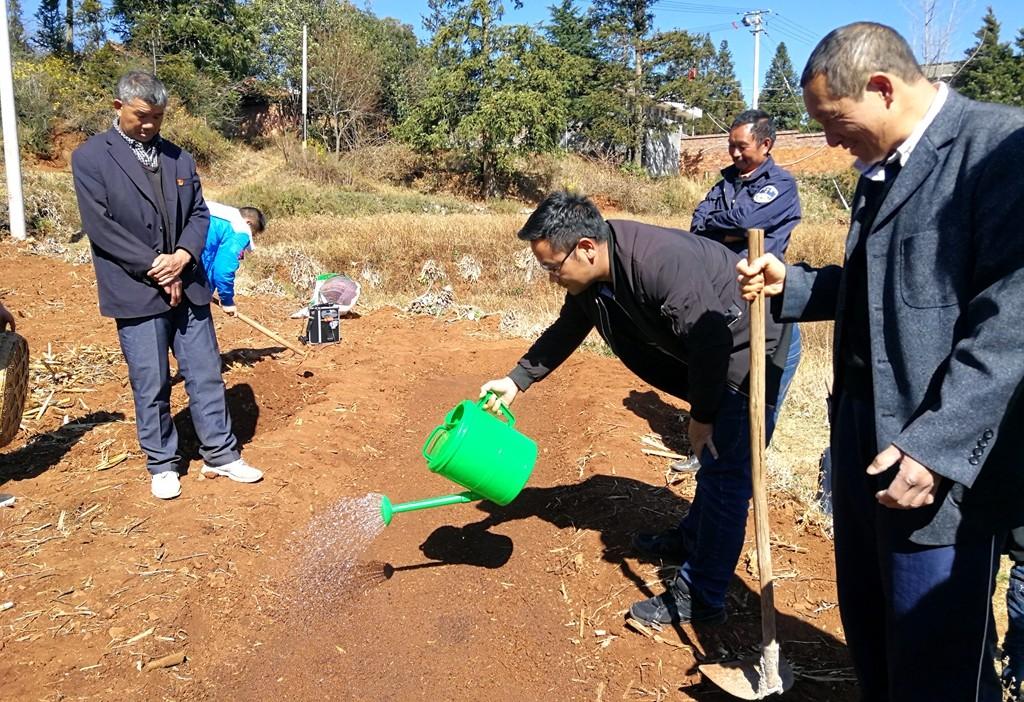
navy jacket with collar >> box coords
[690,156,801,259]
[507,220,785,423]
[72,128,212,319]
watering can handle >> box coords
[478,391,515,428]
[422,424,447,461]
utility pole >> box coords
[0,0,26,240]
[742,9,769,109]
[301,23,307,149]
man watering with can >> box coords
[480,191,799,626]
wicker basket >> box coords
[0,331,29,448]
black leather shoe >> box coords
[631,530,689,561]
[628,579,726,626]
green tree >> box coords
[953,7,1023,107]
[248,0,325,88]
[111,0,263,80]
[547,0,595,59]
[77,0,106,53]
[351,14,421,126]
[544,0,613,154]
[709,40,745,124]
[33,0,66,55]
[402,0,578,197]
[759,42,804,130]
[654,34,743,134]
[6,0,30,53]
[591,0,658,166]
[248,1,420,127]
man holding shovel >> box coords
[72,71,263,500]
[480,190,799,627]
[738,22,1024,701]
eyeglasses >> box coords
[539,243,577,276]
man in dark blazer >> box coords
[739,23,1024,702]
[72,71,263,500]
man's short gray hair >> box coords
[801,22,924,99]
[116,71,169,107]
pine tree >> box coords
[953,8,1023,107]
[78,0,106,53]
[652,33,742,134]
[591,0,658,166]
[544,0,604,152]
[6,0,30,53]
[33,0,67,55]
[759,42,804,130]
[710,40,745,123]
[546,0,595,59]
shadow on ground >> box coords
[0,410,126,488]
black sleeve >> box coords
[508,296,594,391]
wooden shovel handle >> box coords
[747,228,778,648]
[227,307,307,357]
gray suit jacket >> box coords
[72,128,212,319]
[778,89,1024,544]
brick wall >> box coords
[679,130,844,176]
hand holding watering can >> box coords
[479,376,519,415]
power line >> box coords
[771,13,821,43]
[769,24,813,47]
[656,1,746,14]
[684,22,738,33]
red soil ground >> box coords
[0,243,854,701]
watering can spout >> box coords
[380,491,482,526]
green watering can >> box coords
[380,394,537,525]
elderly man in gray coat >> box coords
[739,22,1024,702]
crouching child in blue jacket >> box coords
[201,202,267,316]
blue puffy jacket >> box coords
[201,212,251,307]
[690,156,801,259]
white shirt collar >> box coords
[857,81,949,181]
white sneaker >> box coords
[201,458,263,483]
[151,471,182,499]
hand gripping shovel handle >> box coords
[748,228,784,693]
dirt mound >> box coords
[0,243,854,700]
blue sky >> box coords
[368,0,1024,105]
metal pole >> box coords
[301,23,307,149]
[753,23,760,109]
[742,10,767,110]
[0,0,26,240]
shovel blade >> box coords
[699,655,794,699]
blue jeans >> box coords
[116,301,239,475]
[673,325,801,609]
